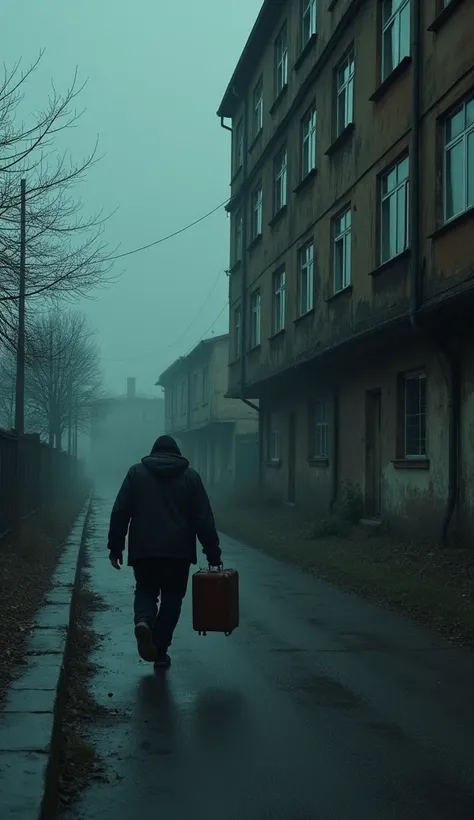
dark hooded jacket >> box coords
[107,451,221,566]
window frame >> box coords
[302,0,317,47]
[192,372,199,409]
[380,154,409,264]
[403,372,427,459]
[251,185,263,240]
[201,365,210,406]
[250,289,261,349]
[253,76,264,138]
[310,401,329,460]
[381,0,411,81]
[302,106,317,178]
[336,49,355,136]
[275,23,289,97]
[234,118,244,171]
[268,413,282,463]
[333,207,352,293]
[234,305,242,360]
[274,146,288,213]
[443,96,474,223]
[299,242,315,316]
[272,268,286,334]
[180,380,187,416]
[234,209,243,264]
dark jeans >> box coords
[133,558,191,655]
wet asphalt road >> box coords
[67,493,474,820]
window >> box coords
[299,242,314,315]
[234,118,243,170]
[180,380,187,415]
[444,97,474,222]
[336,50,354,135]
[253,77,264,137]
[404,373,426,458]
[275,24,288,96]
[234,210,243,263]
[302,0,317,46]
[250,290,261,349]
[311,401,329,459]
[274,147,288,213]
[234,306,242,360]
[251,185,263,240]
[380,155,409,263]
[192,373,199,409]
[273,269,286,334]
[268,413,282,463]
[202,366,210,405]
[334,208,351,292]
[302,107,317,178]
[382,0,410,81]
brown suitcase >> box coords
[192,567,239,636]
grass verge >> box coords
[0,500,87,709]
[214,497,474,647]
[57,568,108,814]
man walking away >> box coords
[107,435,222,669]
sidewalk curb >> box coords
[0,498,93,820]
[39,497,93,820]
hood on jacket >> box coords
[142,451,190,479]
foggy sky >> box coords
[4,1,260,396]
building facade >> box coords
[218,0,474,543]
[90,378,164,481]
[157,335,259,491]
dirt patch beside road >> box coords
[57,567,109,814]
[214,498,474,647]
[0,503,86,709]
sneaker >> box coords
[154,653,171,670]
[134,622,157,662]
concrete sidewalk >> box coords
[68,492,474,820]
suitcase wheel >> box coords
[198,631,207,637]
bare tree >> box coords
[18,309,105,450]
[0,56,116,348]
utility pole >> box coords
[14,178,26,537]
[15,179,26,435]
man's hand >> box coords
[207,552,222,569]
[109,552,123,570]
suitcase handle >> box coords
[208,563,224,572]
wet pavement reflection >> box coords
[67,490,474,820]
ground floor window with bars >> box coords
[310,401,329,460]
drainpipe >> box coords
[220,116,233,134]
[330,391,339,510]
[409,0,421,330]
[409,0,459,544]
[439,343,461,547]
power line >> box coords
[103,267,227,364]
[108,199,229,261]
[184,301,229,357]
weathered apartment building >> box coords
[157,335,259,491]
[218,0,474,543]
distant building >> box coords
[217,0,474,542]
[157,335,259,492]
[90,378,164,480]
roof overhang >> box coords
[156,334,229,387]
[217,0,287,120]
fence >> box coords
[0,429,80,539]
